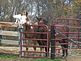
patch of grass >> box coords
[33,58,62,61]
[0,54,18,59]
[0,54,62,61]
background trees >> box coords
[0,0,81,23]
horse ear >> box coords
[26,12,28,16]
[36,16,39,20]
[26,17,29,21]
[36,16,43,22]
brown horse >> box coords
[54,24,68,57]
[23,16,49,57]
[13,11,34,53]
[54,18,80,57]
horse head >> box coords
[13,11,33,29]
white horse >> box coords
[13,13,32,28]
[13,13,35,55]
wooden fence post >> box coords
[19,28,23,57]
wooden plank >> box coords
[0,22,15,24]
[0,30,19,36]
[0,46,19,54]
[1,39,19,45]
[0,22,17,28]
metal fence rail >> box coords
[19,25,49,58]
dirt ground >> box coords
[65,56,81,61]
[0,46,81,61]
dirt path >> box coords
[65,56,81,61]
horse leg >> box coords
[66,49,68,56]
[26,47,28,51]
[65,46,68,57]
[33,47,36,51]
[45,45,49,57]
[33,41,37,51]
[37,41,43,56]
[25,40,29,56]
[62,47,65,57]
[40,47,44,56]
[33,41,37,56]
[40,43,46,57]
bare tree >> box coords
[0,0,73,23]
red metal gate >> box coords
[53,18,81,57]
[19,25,49,58]
[19,18,81,59]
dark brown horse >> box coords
[34,17,49,56]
